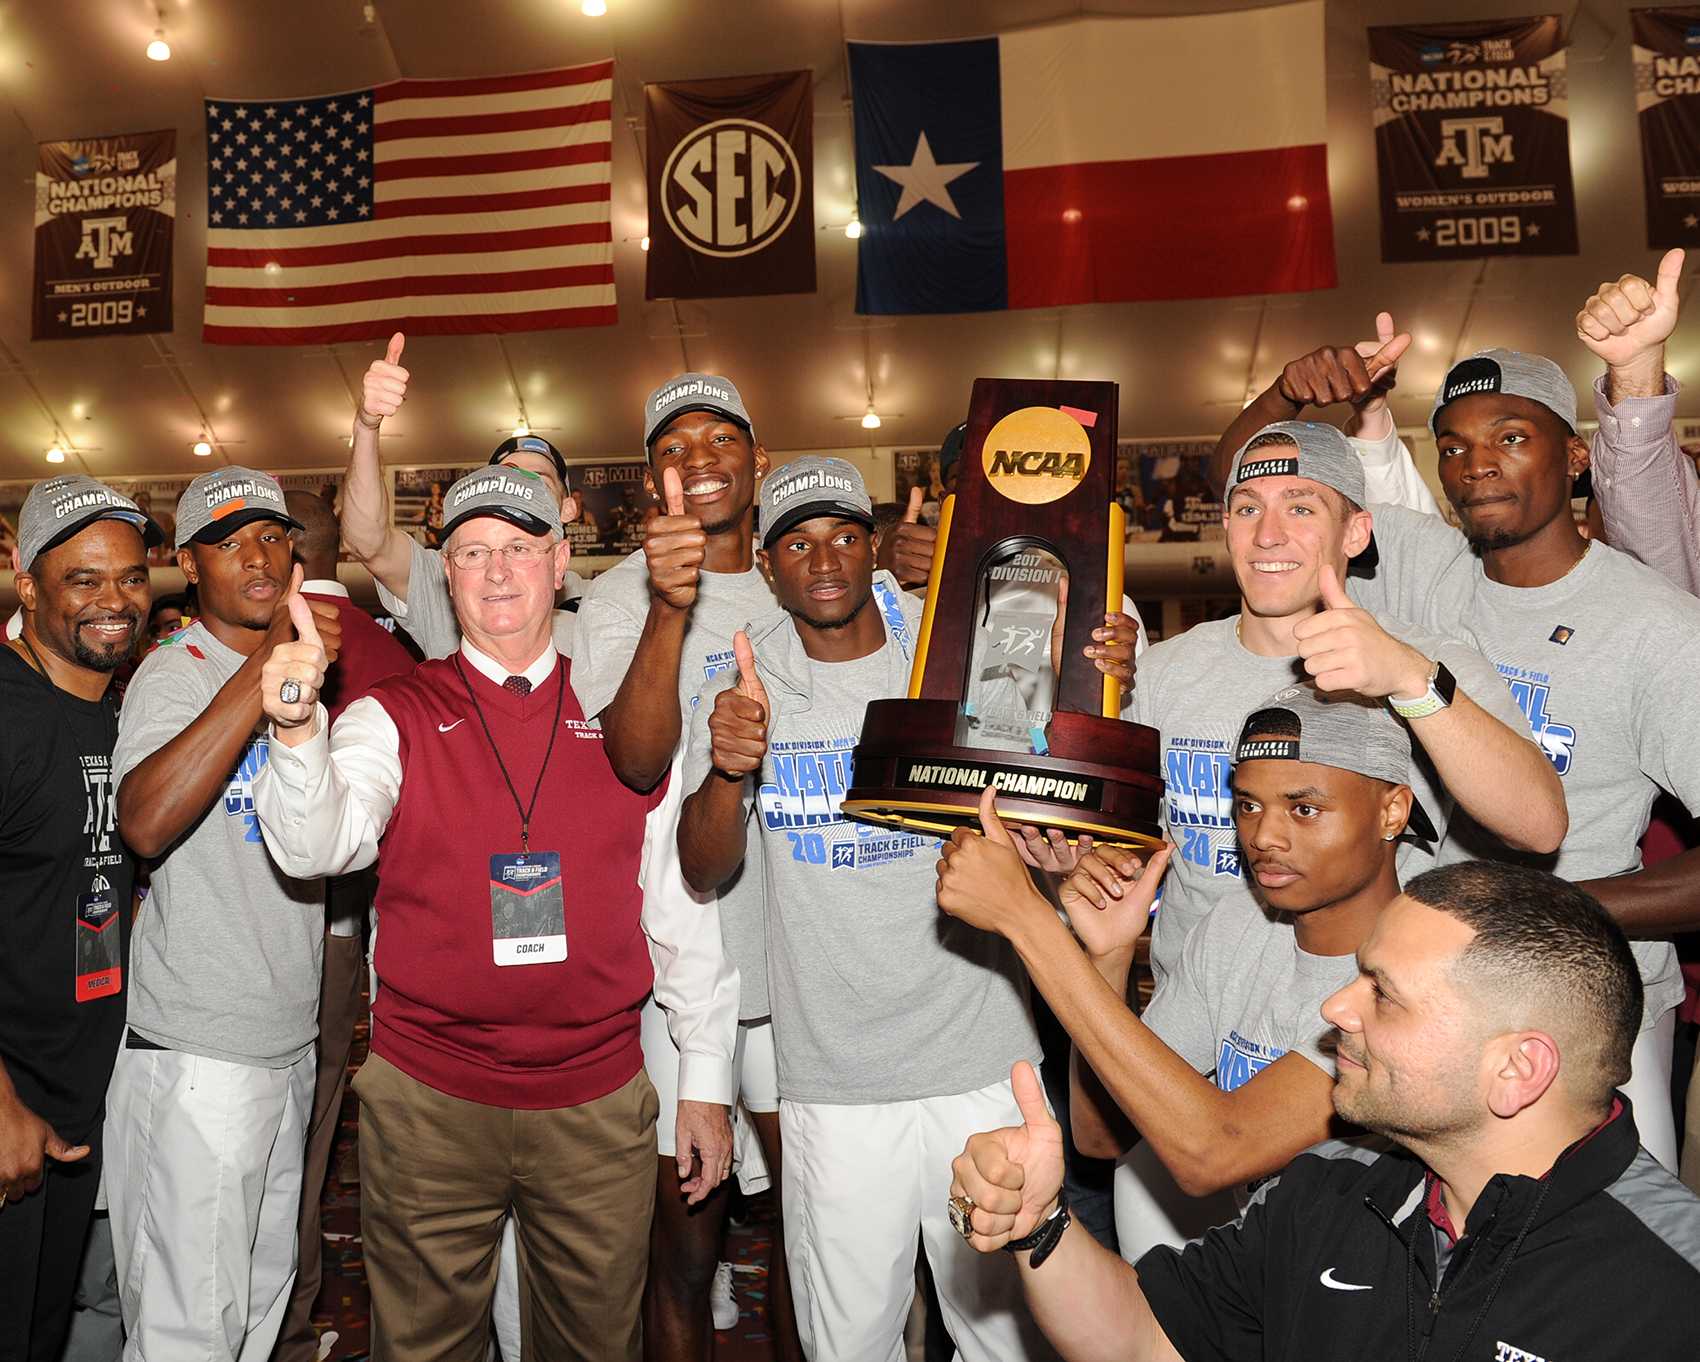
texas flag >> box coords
[849,2,1335,314]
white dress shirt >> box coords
[252,637,738,1104]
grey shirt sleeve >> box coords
[1590,374,1700,598]
[568,590,646,719]
[1632,632,1700,813]
[1354,502,1472,625]
[113,650,214,782]
[374,538,461,661]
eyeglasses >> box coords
[447,541,553,570]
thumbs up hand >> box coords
[948,1061,1065,1252]
[643,465,708,612]
[875,483,939,587]
[1276,325,1411,414]
[262,565,336,740]
[1576,248,1685,371]
[1290,564,1432,700]
[358,332,409,429]
[707,630,769,778]
[934,786,1055,938]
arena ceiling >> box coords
[0,0,1685,488]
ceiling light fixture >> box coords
[581,0,607,15]
[860,405,882,431]
[192,439,213,457]
[844,216,863,241]
[46,445,66,464]
[145,25,170,61]
[512,420,531,438]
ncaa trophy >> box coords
[843,378,1163,847]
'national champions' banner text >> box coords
[1369,18,1578,262]
[33,129,175,340]
[1632,7,1700,249]
[644,70,815,299]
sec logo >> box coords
[660,118,801,258]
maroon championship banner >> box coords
[33,129,175,339]
[1369,18,1578,262]
[645,70,815,299]
[1632,8,1700,248]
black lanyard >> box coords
[453,655,564,853]
[16,635,118,750]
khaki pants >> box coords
[354,1054,657,1362]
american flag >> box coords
[202,61,615,344]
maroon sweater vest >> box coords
[366,654,661,1108]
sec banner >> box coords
[645,70,814,299]
[1369,18,1578,262]
[33,129,175,340]
[1632,8,1700,248]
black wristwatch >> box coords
[1003,1193,1070,1269]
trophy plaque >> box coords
[843,377,1163,847]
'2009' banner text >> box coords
[1369,17,1578,262]
[33,129,175,339]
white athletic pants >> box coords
[780,1076,1057,1362]
[105,1045,314,1362]
[1112,1138,1241,1264]
[1628,1006,1679,1172]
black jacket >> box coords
[1136,1096,1700,1362]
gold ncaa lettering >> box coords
[981,407,1092,506]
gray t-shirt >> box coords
[1128,613,1531,989]
[1351,503,1700,1024]
[376,535,582,661]
[1142,900,1357,1086]
[113,622,323,1067]
[573,547,775,1016]
[684,578,1043,1103]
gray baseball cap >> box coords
[174,467,303,549]
[643,373,754,450]
[1228,421,1376,567]
[438,464,561,543]
[16,474,163,570]
[758,455,874,547]
[1234,683,1439,842]
[1431,348,1578,434]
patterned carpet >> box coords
[310,1011,786,1361]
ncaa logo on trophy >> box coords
[660,118,802,258]
[843,378,1163,848]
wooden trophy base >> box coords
[843,699,1166,848]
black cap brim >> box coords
[1404,795,1439,843]
[1347,531,1380,575]
[438,505,558,544]
[188,509,305,546]
[33,509,164,566]
[645,404,752,452]
[759,504,875,549]
[489,438,570,490]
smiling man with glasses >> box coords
[250,464,737,1361]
